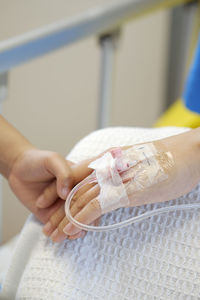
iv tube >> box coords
[65,174,200,232]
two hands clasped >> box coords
[8,148,98,242]
[8,127,200,243]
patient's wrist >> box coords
[190,127,200,179]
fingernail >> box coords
[50,229,64,243]
[36,196,45,208]
[63,223,73,234]
[62,187,69,198]
[43,221,53,235]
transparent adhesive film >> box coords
[122,144,172,195]
[88,143,172,214]
[65,143,200,232]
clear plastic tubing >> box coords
[65,174,200,232]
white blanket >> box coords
[0,235,18,290]
[1,127,200,299]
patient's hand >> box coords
[43,182,100,242]
[61,130,200,238]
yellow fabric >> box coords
[155,1,200,129]
[155,99,200,128]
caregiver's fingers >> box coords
[45,153,74,199]
[63,198,101,236]
[37,179,95,209]
[36,160,75,209]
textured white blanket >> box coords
[1,127,200,299]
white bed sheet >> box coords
[1,127,200,300]
[0,235,18,290]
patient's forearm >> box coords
[0,115,34,178]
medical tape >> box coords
[88,143,173,214]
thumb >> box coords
[45,152,74,200]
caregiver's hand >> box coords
[63,129,200,238]
[0,116,93,231]
[9,149,96,239]
[8,148,76,224]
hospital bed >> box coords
[0,0,199,294]
[2,126,200,299]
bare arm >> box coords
[0,115,33,178]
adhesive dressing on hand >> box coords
[65,143,200,232]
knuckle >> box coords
[90,199,100,211]
[76,202,84,210]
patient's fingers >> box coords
[36,180,58,208]
[62,184,99,235]
[51,217,100,243]
[49,185,99,242]
[67,218,100,240]
[63,198,101,236]
[43,181,100,242]
[44,210,85,242]
[43,183,97,233]
[70,184,99,216]
[70,183,96,206]
[49,216,75,242]
[43,203,65,236]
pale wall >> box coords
[0,0,170,242]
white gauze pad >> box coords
[88,143,173,214]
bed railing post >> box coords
[0,72,8,243]
[97,29,121,129]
